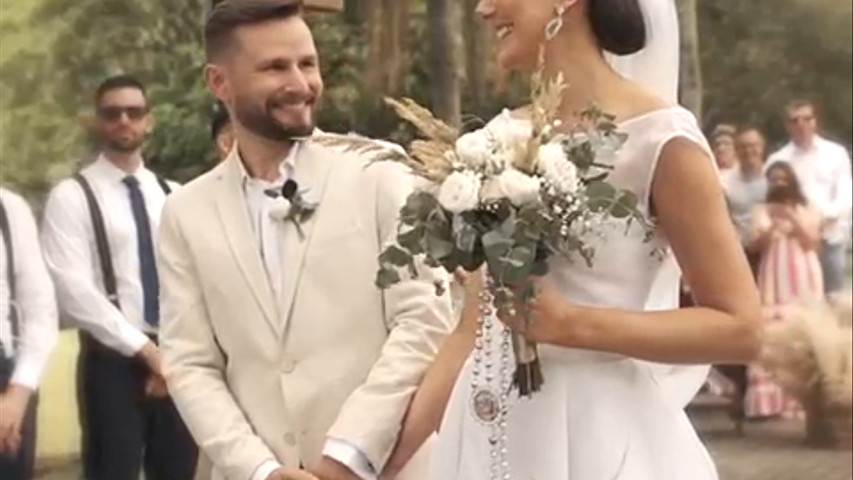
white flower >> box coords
[538,143,578,193]
[268,197,292,221]
[455,132,492,169]
[481,168,541,207]
[437,171,481,213]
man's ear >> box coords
[205,64,229,103]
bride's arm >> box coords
[380,272,481,480]
[523,138,762,364]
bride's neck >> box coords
[541,38,627,121]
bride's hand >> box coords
[453,267,483,335]
[519,280,578,345]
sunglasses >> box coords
[97,106,149,122]
[788,115,814,124]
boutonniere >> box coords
[266,179,320,239]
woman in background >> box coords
[744,161,823,419]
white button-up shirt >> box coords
[0,189,58,390]
[767,136,853,244]
[237,144,376,480]
[41,155,177,356]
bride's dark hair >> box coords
[587,0,647,55]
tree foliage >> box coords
[0,0,850,200]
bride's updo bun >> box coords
[587,0,647,55]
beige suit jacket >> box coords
[158,142,453,480]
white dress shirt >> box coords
[238,145,376,480]
[0,189,58,390]
[767,136,853,244]
[41,156,178,356]
[722,168,767,245]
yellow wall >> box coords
[37,331,81,462]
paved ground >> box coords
[34,410,852,480]
[696,409,852,480]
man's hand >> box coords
[0,384,32,457]
[266,467,319,480]
[144,374,169,399]
[310,457,363,480]
[136,340,163,377]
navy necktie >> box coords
[123,176,159,327]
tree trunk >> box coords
[463,0,490,113]
[427,0,462,126]
[677,0,704,119]
[364,0,409,97]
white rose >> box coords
[268,197,292,221]
[455,132,492,169]
[480,168,541,206]
[538,143,578,193]
[437,171,481,213]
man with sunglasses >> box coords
[41,75,197,480]
[767,99,853,297]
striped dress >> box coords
[745,203,823,418]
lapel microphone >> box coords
[265,179,300,201]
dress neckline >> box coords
[501,105,684,128]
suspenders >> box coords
[73,173,172,310]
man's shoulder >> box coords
[817,137,851,158]
[0,188,32,218]
[163,162,226,212]
[767,143,794,162]
[307,137,412,186]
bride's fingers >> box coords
[453,267,469,286]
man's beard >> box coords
[233,93,315,142]
[104,134,145,153]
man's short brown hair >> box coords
[785,98,816,115]
[205,0,304,61]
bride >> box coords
[380,0,762,479]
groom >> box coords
[158,1,453,480]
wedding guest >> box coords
[712,124,738,174]
[767,99,852,296]
[41,75,197,480]
[744,162,822,419]
[0,188,58,480]
[723,126,768,275]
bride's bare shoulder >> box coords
[505,105,532,121]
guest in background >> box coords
[0,188,58,480]
[767,99,852,296]
[723,127,769,275]
[712,124,738,174]
[744,162,822,419]
[41,75,197,480]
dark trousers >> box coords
[0,357,38,480]
[77,333,197,480]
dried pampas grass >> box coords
[760,300,853,448]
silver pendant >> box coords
[471,388,502,424]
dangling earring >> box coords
[545,4,567,41]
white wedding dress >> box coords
[431,107,720,480]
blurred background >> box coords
[0,0,851,197]
[0,0,850,479]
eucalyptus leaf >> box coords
[376,267,401,289]
[379,245,412,267]
[426,233,455,260]
[398,225,426,254]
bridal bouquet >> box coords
[319,65,647,397]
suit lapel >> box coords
[214,153,281,336]
[278,143,335,331]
